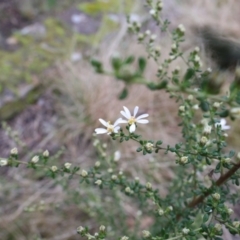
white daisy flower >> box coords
[95,118,122,135]
[120,106,149,133]
[215,119,230,130]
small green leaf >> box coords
[199,100,210,112]
[147,81,168,90]
[138,57,147,73]
[184,68,195,81]
[219,109,229,117]
[118,87,128,100]
[111,57,122,71]
[124,56,135,64]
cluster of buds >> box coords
[188,46,202,68]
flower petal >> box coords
[223,126,231,130]
[220,119,226,125]
[123,106,131,118]
[137,119,149,124]
[114,118,124,126]
[136,113,149,120]
[95,128,108,134]
[129,123,136,133]
[133,106,139,117]
[99,118,108,127]
[117,119,128,124]
[114,126,120,133]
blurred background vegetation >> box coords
[1,0,240,239]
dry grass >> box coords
[2,0,240,239]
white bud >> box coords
[223,158,231,164]
[64,162,72,169]
[233,221,240,228]
[179,105,185,112]
[142,230,151,238]
[167,206,173,211]
[125,187,131,193]
[150,34,156,42]
[230,107,240,118]
[95,179,102,186]
[0,159,8,167]
[99,225,105,231]
[177,24,185,34]
[158,208,164,216]
[77,226,85,234]
[51,166,58,172]
[227,208,233,215]
[192,104,199,110]
[145,142,154,151]
[93,139,99,146]
[194,47,200,53]
[188,95,193,100]
[11,147,18,155]
[203,125,212,135]
[200,136,208,145]
[146,182,152,190]
[81,170,88,177]
[180,156,188,164]
[213,102,221,108]
[182,228,190,235]
[102,143,107,148]
[214,223,222,231]
[149,9,156,16]
[31,156,39,163]
[137,33,144,41]
[171,43,177,50]
[212,193,220,200]
[207,67,212,73]
[111,175,117,180]
[145,30,151,36]
[43,150,49,157]
[95,161,101,167]
[120,237,129,240]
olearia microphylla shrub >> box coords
[2,1,240,239]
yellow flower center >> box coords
[128,116,136,125]
[107,121,114,133]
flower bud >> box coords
[43,150,49,157]
[177,24,185,34]
[212,193,220,200]
[180,156,188,164]
[233,221,240,228]
[95,179,102,186]
[214,223,222,232]
[111,175,117,180]
[142,230,151,238]
[31,156,39,163]
[51,166,58,172]
[99,225,105,231]
[0,159,8,167]
[146,182,152,190]
[145,142,154,151]
[81,170,88,177]
[77,226,85,234]
[182,228,190,235]
[11,147,18,155]
[158,208,164,216]
[64,162,72,169]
